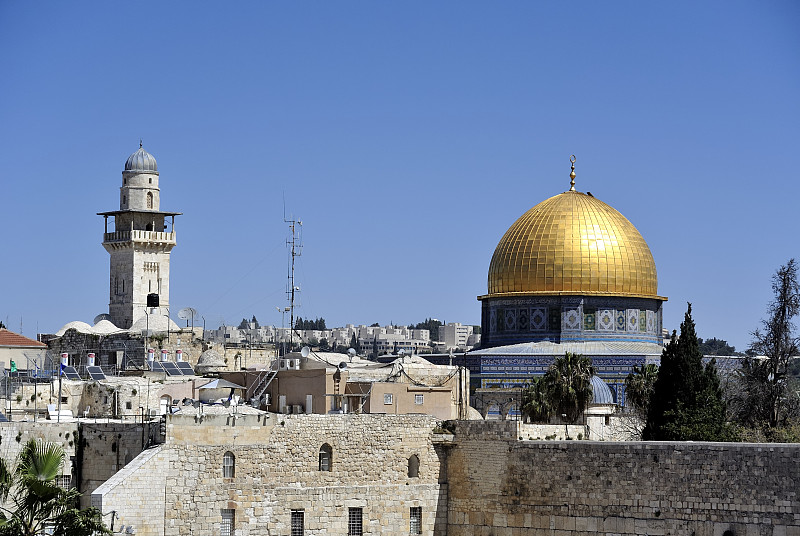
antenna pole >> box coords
[284,213,302,352]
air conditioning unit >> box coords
[263,393,271,406]
[279,359,288,371]
[292,404,303,414]
[283,405,292,414]
[288,359,300,370]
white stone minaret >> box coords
[99,143,181,332]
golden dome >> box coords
[483,190,664,300]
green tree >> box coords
[521,377,553,423]
[747,259,800,428]
[624,364,659,413]
[0,439,109,536]
[319,338,330,351]
[643,304,733,441]
[542,352,595,423]
[410,319,443,340]
[698,337,740,356]
[349,333,361,354]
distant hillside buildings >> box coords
[204,322,481,356]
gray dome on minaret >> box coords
[124,143,158,173]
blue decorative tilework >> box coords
[627,309,639,332]
[598,309,614,331]
[564,308,580,330]
[531,308,546,330]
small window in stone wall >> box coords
[384,393,393,405]
[348,507,362,536]
[410,506,422,535]
[408,454,420,478]
[220,509,234,536]
[319,443,332,471]
[125,401,132,410]
[291,509,304,536]
[61,397,68,404]
[223,451,235,478]
[414,394,424,405]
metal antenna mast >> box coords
[284,213,302,351]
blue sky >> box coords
[1,2,798,351]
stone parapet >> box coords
[446,430,800,536]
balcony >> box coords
[103,230,176,244]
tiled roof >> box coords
[0,329,47,348]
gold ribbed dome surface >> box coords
[485,190,662,299]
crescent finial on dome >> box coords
[569,154,576,191]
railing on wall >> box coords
[103,230,176,243]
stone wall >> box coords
[446,421,800,536]
[93,413,448,536]
[78,422,158,507]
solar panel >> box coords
[176,362,195,375]
[87,366,106,380]
[161,362,182,376]
[150,361,165,372]
[61,366,81,380]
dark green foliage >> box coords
[643,304,734,441]
[293,317,327,330]
[544,352,595,423]
[521,352,595,424]
[521,377,553,423]
[349,333,361,353]
[624,364,659,413]
[698,337,741,356]
[409,318,443,338]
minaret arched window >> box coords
[319,443,332,471]
[408,454,420,478]
[146,192,153,209]
[223,451,235,478]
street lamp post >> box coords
[144,309,150,362]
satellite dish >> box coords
[347,348,356,356]
[398,349,406,356]
[301,346,310,358]
[338,362,348,370]
[178,307,197,320]
[178,307,198,328]
[93,313,113,325]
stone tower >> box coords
[99,144,180,331]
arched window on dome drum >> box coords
[319,443,332,471]
[146,192,153,209]
[223,451,235,478]
[408,454,420,478]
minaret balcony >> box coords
[103,230,176,244]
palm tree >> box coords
[624,363,659,413]
[521,376,553,423]
[542,352,595,423]
[0,439,109,536]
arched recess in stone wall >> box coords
[408,454,420,478]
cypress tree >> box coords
[643,303,733,441]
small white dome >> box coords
[125,143,158,173]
